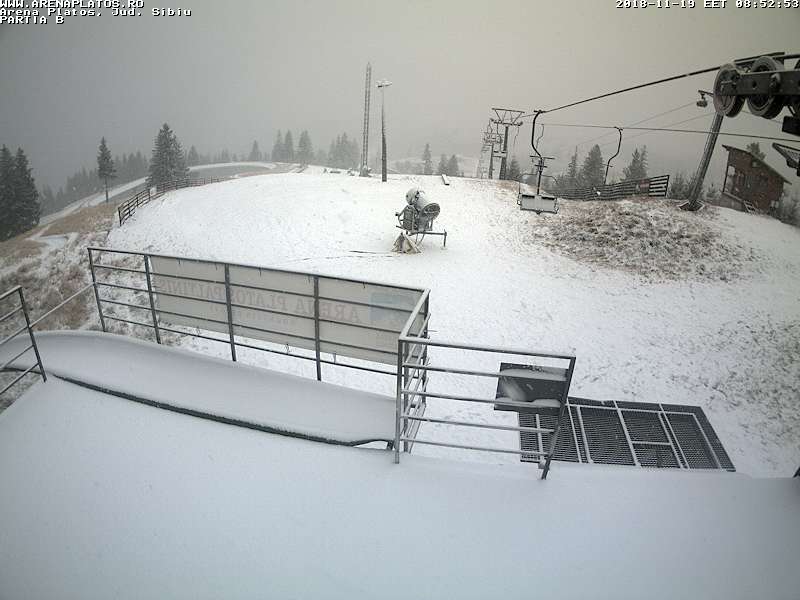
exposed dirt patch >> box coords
[528,197,755,281]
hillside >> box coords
[99,170,800,477]
[1,170,798,475]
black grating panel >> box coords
[569,405,588,463]
[500,392,734,471]
[663,404,735,472]
[633,443,680,468]
[579,407,636,466]
[667,414,717,469]
[518,413,540,462]
[519,412,580,464]
[623,410,668,443]
[494,369,734,472]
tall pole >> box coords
[360,63,372,177]
[377,79,392,183]
[499,125,510,179]
[688,112,723,210]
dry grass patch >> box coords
[528,197,754,281]
[44,202,118,236]
[0,227,47,262]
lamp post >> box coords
[377,79,392,182]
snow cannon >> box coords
[399,188,440,233]
[393,188,447,253]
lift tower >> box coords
[491,108,525,179]
[360,63,372,177]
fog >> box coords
[0,0,798,190]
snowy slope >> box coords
[0,380,798,600]
[106,172,800,476]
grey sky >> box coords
[0,0,798,189]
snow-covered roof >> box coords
[1,374,799,599]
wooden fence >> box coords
[117,177,222,225]
[559,174,670,201]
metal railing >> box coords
[87,247,429,383]
[0,286,47,397]
[394,295,576,479]
[117,177,222,225]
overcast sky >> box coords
[0,0,798,190]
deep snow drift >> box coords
[105,170,800,476]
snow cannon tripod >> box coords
[393,188,447,253]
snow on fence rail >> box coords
[560,174,670,201]
[117,177,223,225]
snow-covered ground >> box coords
[0,378,798,600]
[40,161,289,226]
[103,171,800,477]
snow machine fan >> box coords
[393,188,447,253]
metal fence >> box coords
[87,247,429,382]
[117,177,222,225]
[395,295,576,479]
[0,286,47,398]
[560,174,670,201]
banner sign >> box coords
[149,257,426,365]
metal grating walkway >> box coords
[516,397,735,472]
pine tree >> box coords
[248,141,261,162]
[297,131,313,165]
[579,145,605,189]
[436,154,448,175]
[13,148,40,233]
[187,146,200,166]
[272,131,284,162]
[40,185,55,214]
[147,123,188,188]
[506,157,521,181]
[97,137,116,203]
[283,131,295,162]
[623,146,648,181]
[746,142,765,161]
[447,154,460,177]
[669,171,691,199]
[0,146,15,240]
[566,148,579,189]
[422,143,433,175]
[0,147,40,240]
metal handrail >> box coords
[393,294,576,478]
[88,248,429,383]
[0,286,48,398]
[89,246,429,295]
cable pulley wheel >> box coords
[713,63,745,117]
[789,59,800,115]
[746,55,785,119]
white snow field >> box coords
[103,171,800,477]
[0,375,798,600]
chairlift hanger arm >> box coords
[604,127,623,185]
